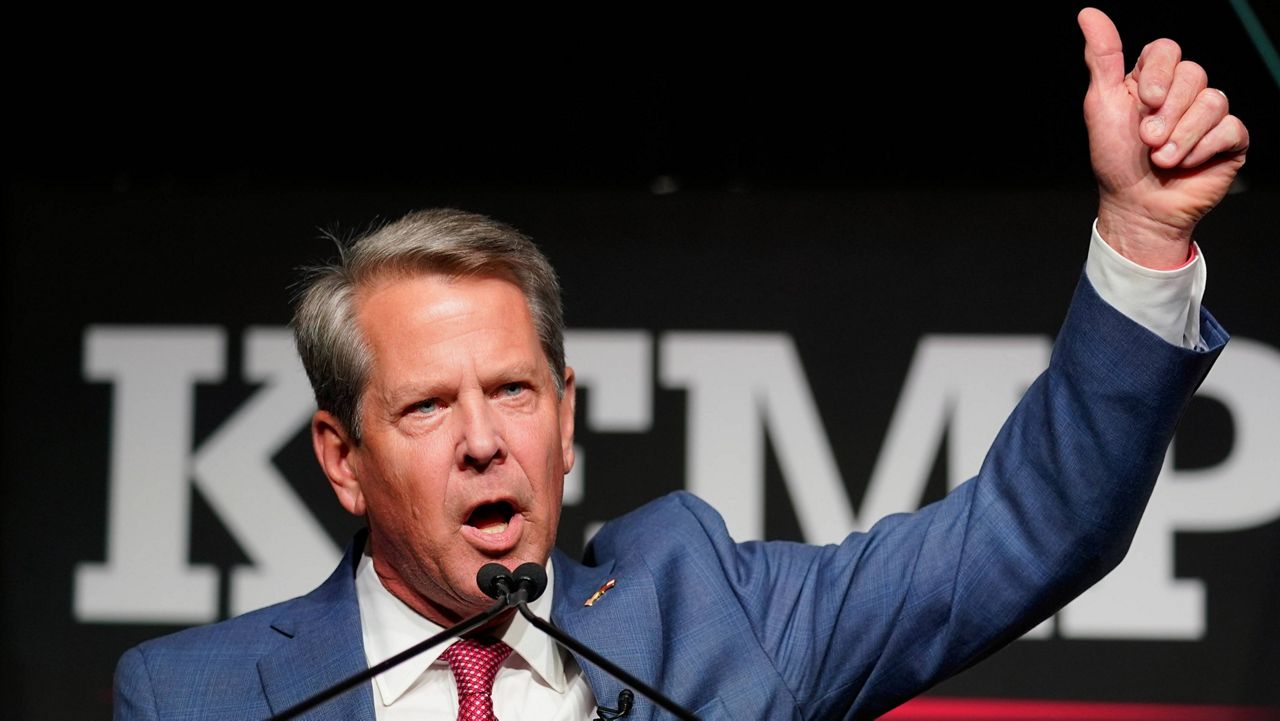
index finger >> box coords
[1133,39,1182,109]
[1079,8,1126,90]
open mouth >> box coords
[466,501,516,535]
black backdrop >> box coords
[4,3,1279,719]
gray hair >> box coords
[292,208,565,442]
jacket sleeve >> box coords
[700,274,1226,720]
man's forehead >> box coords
[355,272,531,329]
[355,273,543,378]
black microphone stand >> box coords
[514,603,700,721]
[495,563,700,721]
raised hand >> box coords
[1079,7,1249,269]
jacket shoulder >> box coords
[114,599,302,720]
[125,595,301,663]
[114,537,366,719]
[585,491,736,558]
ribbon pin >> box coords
[584,578,617,607]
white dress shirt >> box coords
[354,224,1209,719]
[356,551,598,720]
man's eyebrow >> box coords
[495,358,544,380]
[379,379,447,408]
[378,359,546,406]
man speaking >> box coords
[113,9,1249,720]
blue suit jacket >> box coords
[114,277,1226,720]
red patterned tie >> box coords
[441,637,514,721]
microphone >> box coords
[481,562,699,720]
[477,561,548,604]
[513,562,548,602]
[477,562,515,599]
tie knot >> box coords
[442,637,513,698]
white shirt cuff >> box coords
[1084,219,1206,350]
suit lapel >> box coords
[258,533,376,721]
[551,549,665,721]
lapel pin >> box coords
[584,578,617,607]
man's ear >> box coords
[560,367,577,474]
[312,410,366,516]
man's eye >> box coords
[499,383,524,397]
[413,399,441,414]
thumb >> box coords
[1079,8,1126,90]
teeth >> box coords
[479,522,508,535]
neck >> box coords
[364,540,489,629]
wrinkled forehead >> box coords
[353,272,543,380]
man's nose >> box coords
[455,396,506,471]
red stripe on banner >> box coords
[881,697,1280,721]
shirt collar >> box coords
[355,549,568,706]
